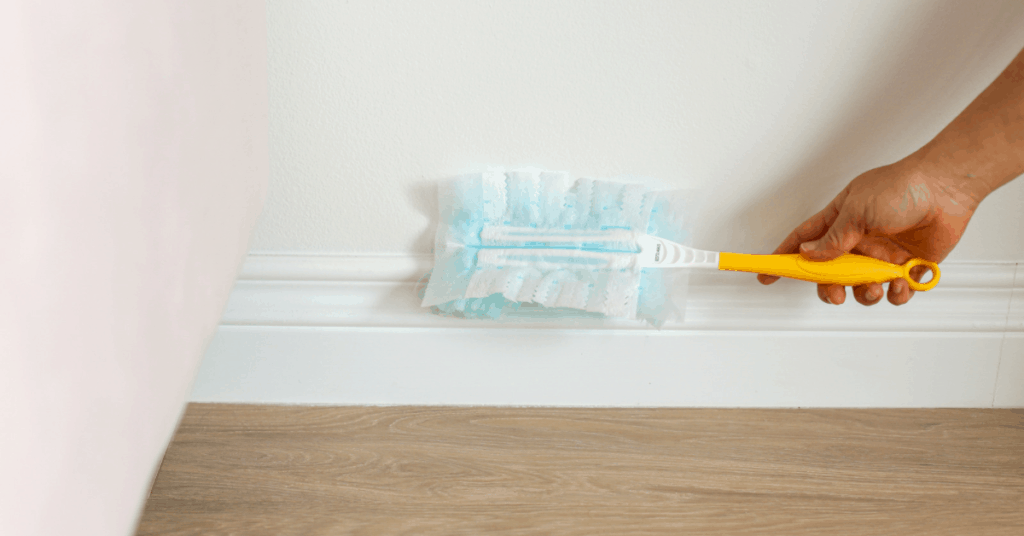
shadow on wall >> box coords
[407,180,439,254]
[727,0,1024,254]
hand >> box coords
[757,160,985,305]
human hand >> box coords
[757,160,986,305]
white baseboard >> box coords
[191,254,1024,407]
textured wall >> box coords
[257,0,1024,260]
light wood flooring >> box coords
[136,404,1024,535]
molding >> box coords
[227,254,1021,332]
[192,254,1024,407]
[193,327,1017,407]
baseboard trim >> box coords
[192,254,1024,407]
[227,254,1020,332]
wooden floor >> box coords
[137,404,1024,535]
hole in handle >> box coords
[903,258,940,291]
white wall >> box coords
[183,1,1024,410]
[255,0,1024,261]
[1,2,267,535]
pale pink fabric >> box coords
[0,2,267,535]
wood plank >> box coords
[137,404,1024,535]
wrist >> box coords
[897,151,990,211]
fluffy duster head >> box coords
[420,168,699,327]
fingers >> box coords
[887,265,927,305]
[851,235,912,265]
[887,278,914,305]
[799,205,864,261]
[759,193,847,286]
[852,238,914,306]
[853,283,884,306]
[774,202,842,256]
[817,280,919,306]
[817,283,846,305]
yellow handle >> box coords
[718,252,940,291]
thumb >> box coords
[799,206,864,261]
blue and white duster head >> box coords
[420,168,699,326]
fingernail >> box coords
[867,288,881,300]
[800,242,819,253]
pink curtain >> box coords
[0,2,267,535]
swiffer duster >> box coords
[421,169,699,326]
